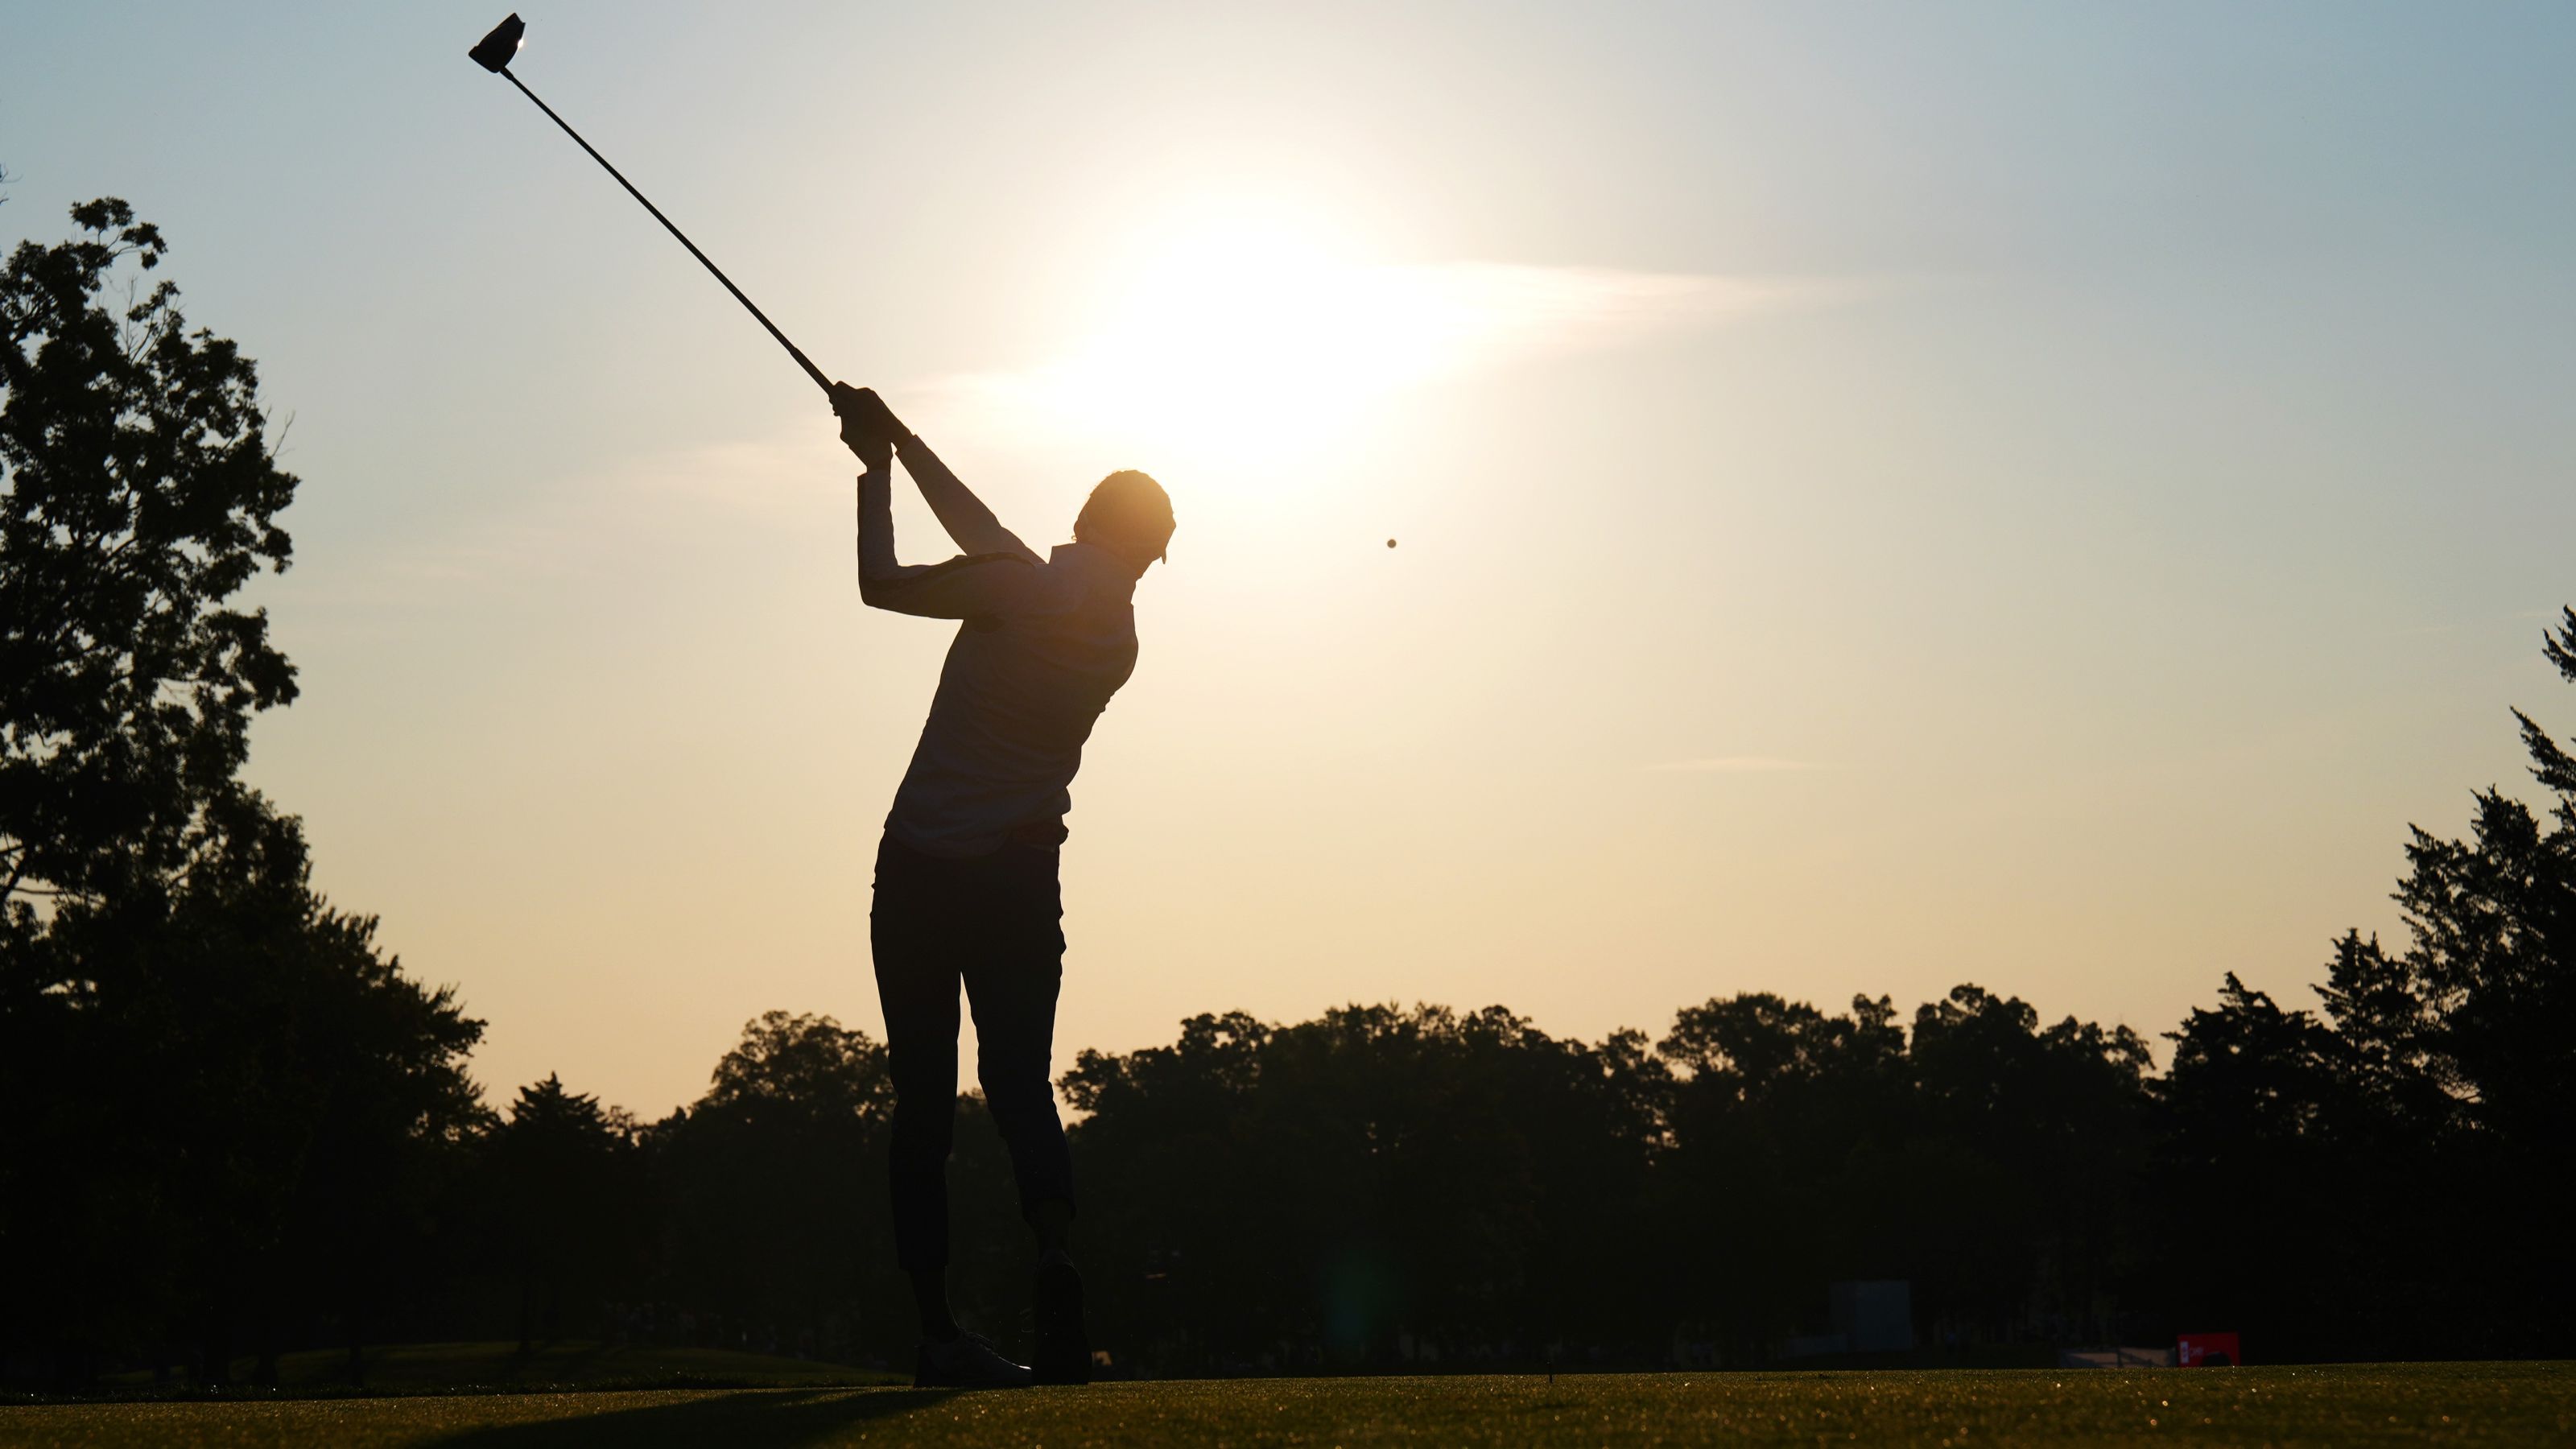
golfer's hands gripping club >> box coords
[832,382,904,472]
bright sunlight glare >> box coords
[909,197,1804,559]
[974,200,1791,469]
[1038,211,1444,455]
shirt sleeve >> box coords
[898,434,1043,564]
[857,464,1044,620]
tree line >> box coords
[6,201,2570,1388]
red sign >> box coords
[2177,1331,2240,1367]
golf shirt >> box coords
[857,438,1140,859]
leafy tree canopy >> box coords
[2,198,298,913]
[699,1009,892,1125]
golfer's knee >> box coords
[979,1071,1058,1126]
[890,1095,958,1150]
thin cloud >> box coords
[1645,756,1832,774]
[1379,262,1837,371]
[918,260,1858,456]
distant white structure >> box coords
[1829,1280,1915,1353]
[2059,1346,2174,1368]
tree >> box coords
[1652,986,2151,1356]
[2334,609,2576,1149]
[700,1009,894,1123]
[649,1012,898,1362]
[2323,605,2576,1352]
[1657,993,1907,1353]
[2147,973,2362,1355]
[3,790,483,1384]
[0,203,477,1387]
[486,1075,650,1354]
[2,198,298,912]
[1907,986,2151,1341]
[1065,1003,1670,1373]
[2145,605,2576,1359]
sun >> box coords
[908,195,1589,546]
[1020,201,1477,462]
[909,193,1765,550]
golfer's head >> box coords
[1074,470,1175,572]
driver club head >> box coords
[469,14,526,73]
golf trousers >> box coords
[871,831,1076,1273]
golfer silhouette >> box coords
[832,384,1173,1389]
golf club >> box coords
[468,13,832,395]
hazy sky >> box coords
[6,2,2571,1118]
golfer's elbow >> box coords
[859,570,941,617]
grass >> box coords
[4,1362,2567,1447]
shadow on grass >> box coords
[427,1387,960,1447]
[91,1340,902,1398]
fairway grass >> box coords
[6,1362,2568,1447]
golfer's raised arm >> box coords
[855,462,1040,619]
[897,434,1040,564]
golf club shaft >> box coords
[502,70,831,395]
